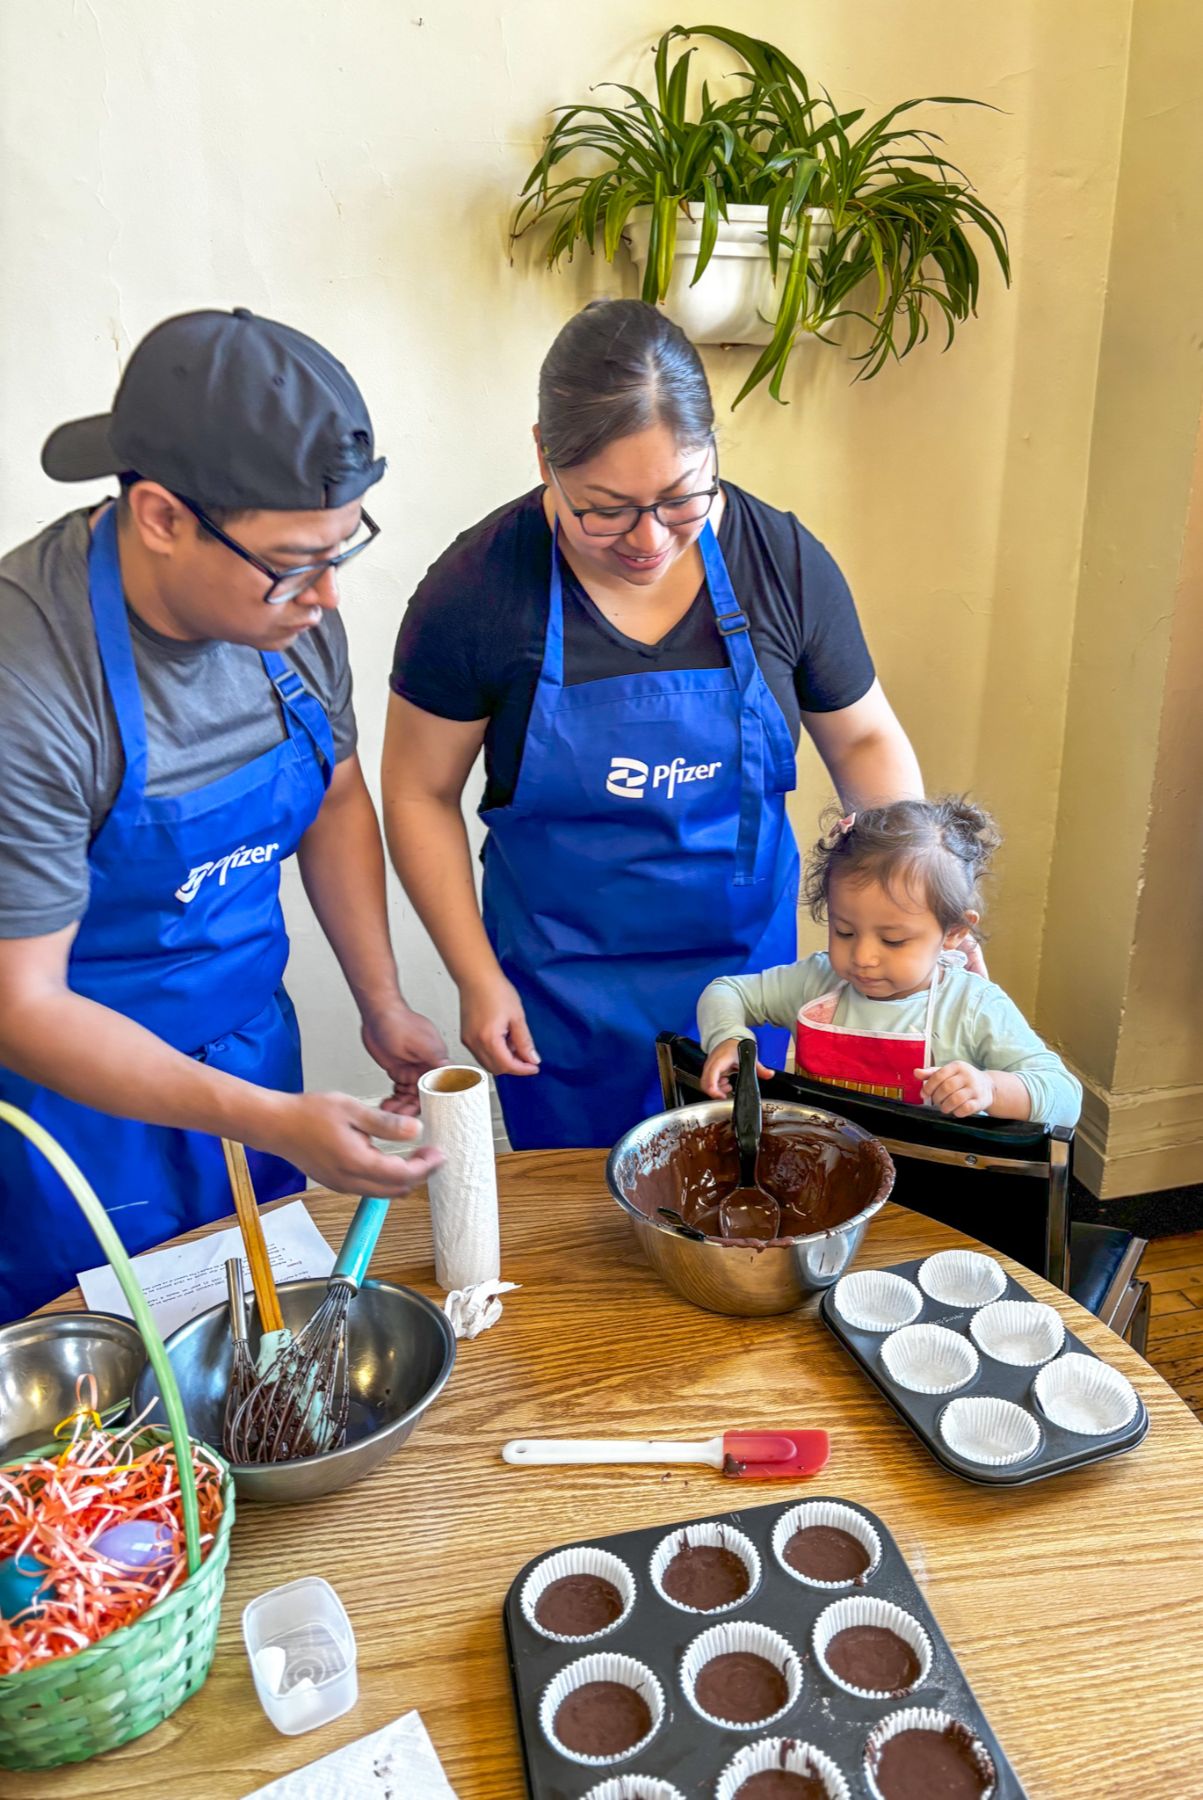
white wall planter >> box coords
[623,203,832,346]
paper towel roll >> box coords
[418,1066,501,1291]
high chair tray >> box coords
[821,1254,1148,1487]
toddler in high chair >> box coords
[699,797,1081,1126]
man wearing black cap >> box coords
[0,307,447,1319]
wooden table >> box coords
[18,1150,1203,1798]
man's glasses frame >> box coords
[547,441,720,539]
[178,496,380,605]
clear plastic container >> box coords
[242,1576,358,1735]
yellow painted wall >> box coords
[1032,0,1203,1191]
[1,0,1169,1149]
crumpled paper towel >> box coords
[443,1279,520,1339]
[242,1708,457,1798]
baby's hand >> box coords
[702,1037,773,1098]
[916,1063,996,1118]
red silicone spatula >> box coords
[501,1430,830,1479]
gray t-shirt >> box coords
[0,507,357,936]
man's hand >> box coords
[361,1002,449,1115]
[460,971,540,1077]
[702,1036,773,1098]
[265,1092,445,1196]
[916,1063,995,1118]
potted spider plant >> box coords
[511,24,1010,405]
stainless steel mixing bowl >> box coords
[607,1099,895,1316]
[131,1278,455,1503]
[0,1312,147,1460]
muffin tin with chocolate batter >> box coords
[821,1253,1148,1486]
[504,1497,1027,1798]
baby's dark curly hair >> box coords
[803,796,1002,934]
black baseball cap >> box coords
[41,306,386,511]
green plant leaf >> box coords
[690,175,721,285]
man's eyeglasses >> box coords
[548,443,719,538]
[179,497,380,605]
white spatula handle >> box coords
[502,1436,723,1467]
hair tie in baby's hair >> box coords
[824,812,857,850]
[837,813,856,836]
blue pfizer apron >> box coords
[482,519,800,1150]
[0,506,334,1319]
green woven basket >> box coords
[0,1103,237,1771]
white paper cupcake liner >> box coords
[716,1737,851,1800]
[540,1652,664,1767]
[581,1779,686,1800]
[680,1620,802,1730]
[832,1270,923,1332]
[938,1396,1041,1466]
[649,1521,760,1615]
[813,1595,932,1699]
[880,1323,979,1395]
[969,1299,1065,1367]
[1034,1353,1139,1435]
[521,1545,636,1643]
[771,1500,883,1590]
[917,1249,1007,1309]
[863,1706,997,1800]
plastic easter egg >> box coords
[0,1551,55,1620]
[92,1520,176,1572]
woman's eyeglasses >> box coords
[548,444,719,539]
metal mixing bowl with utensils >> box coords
[0,1312,147,1460]
[607,1099,895,1316]
[131,1278,455,1502]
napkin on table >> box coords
[241,1709,457,1798]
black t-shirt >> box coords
[390,482,875,808]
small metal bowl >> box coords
[132,1278,456,1503]
[0,1312,147,1460]
[608,1099,895,1316]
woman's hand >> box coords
[702,1036,773,1098]
[362,1002,449,1115]
[960,937,990,978]
[461,972,541,1077]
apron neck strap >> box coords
[88,505,149,799]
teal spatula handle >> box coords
[332,1194,391,1288]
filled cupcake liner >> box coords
[938,1396,1041,1467]
[969,1299,1064,1367]
[649,1520,761,1615]
[812,1595,933,1699]
[680,1619,802,1731]
[539,1652,664,1767]
[917,1249,1007,1309]
[716,1736,851,1800]
[771,1500,883,1590]
[581,1779,687,1800]
[832,1270,923,1332]
[863,1705,997,1800]
[1034,1352,1140,1435]
[880,1322,980,1396]
[521,1544,637,1644]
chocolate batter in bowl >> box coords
[607,1101,894,1317]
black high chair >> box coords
[655,1033,1150,1353]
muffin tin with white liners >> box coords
[821,1254,1148,1486]
[503,1497,1027,1798]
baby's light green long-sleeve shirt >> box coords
[698,952,1082,1128]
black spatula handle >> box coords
[734,1037,762,1182]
